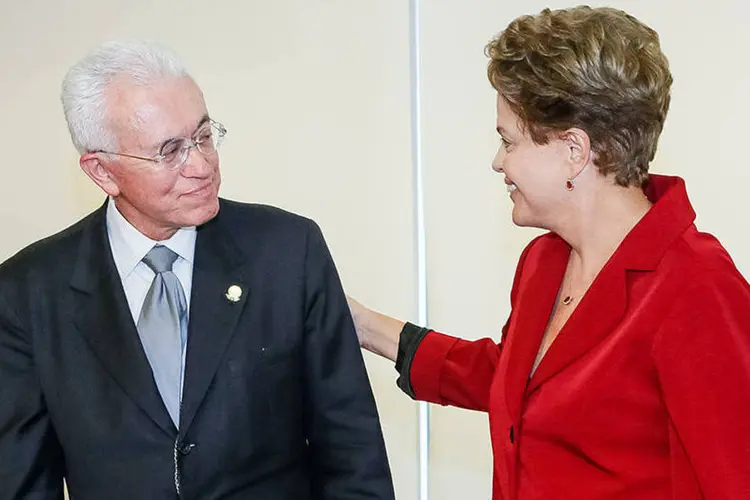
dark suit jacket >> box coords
[408,175,750,499]
[0,199,394,500]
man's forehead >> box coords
[109,78,208,146]
[110,75,203,111]
[125,112,209,151]
[130,103,206,132]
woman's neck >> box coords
[557,183,652,280]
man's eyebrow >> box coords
[192,115,211,133]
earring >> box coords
[566,179,575,191]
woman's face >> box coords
[491,94,574,230]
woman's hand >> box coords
[346,296,404,362]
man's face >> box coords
[96,76,221,240]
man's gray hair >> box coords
[61,40,189,154]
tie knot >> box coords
[142,245,179,274]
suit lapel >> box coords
[70,204,176,436]
[503,236,569,422]
[179,210,249,434]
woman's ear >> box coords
[562,127,592,176]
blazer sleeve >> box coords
[0,279,65,500]
[653,268,750,499]
[408,237,536,412]
[301,221,395,500]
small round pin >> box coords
[225,284,243,303]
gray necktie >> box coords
[137,245,187,427]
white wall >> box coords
[1,1,748,499]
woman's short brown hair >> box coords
[487,6,672,187]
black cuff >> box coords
[395,322,431,399]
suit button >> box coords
[178,442,195,456]
[509,426,515,444]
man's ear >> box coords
[80,153,121,197]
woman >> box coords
[348,6,750,500]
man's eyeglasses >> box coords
[95,120,227,171]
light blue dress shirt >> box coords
[105,198,197,401]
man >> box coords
[0,40,394,500]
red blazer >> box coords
[410,175,750,499]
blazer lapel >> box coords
[179,211,249,434]
[526,254,628,394]
[526,175,696,394]
[70,204,176,436]
[498,174,698,426]
[503,236,569,422]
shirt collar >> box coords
[106,198,197,278]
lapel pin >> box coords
[225,284,243,303]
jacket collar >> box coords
[503,174,697,420]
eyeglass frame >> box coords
[93,119,227,170]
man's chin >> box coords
[184,198,220,227]
[201,198,221,223]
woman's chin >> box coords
[510,202,529,227]
[511,205,544,229]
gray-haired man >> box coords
[0,40,394,500]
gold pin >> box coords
[225,284,243,303]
